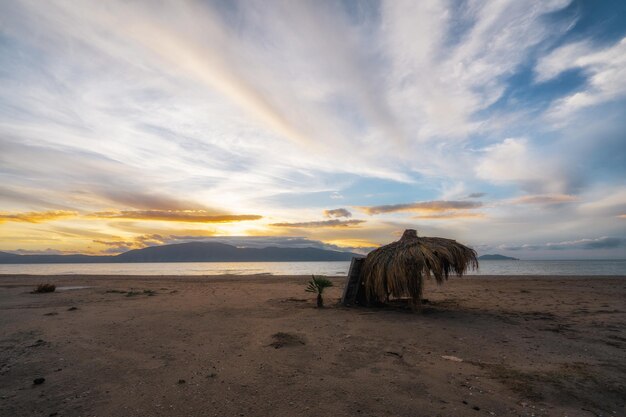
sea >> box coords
[0,260,625,276]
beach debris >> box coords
[27,339,46,348]
[269,332,306,349]
[442,355,463,362]
[67,307,78,311]
[123,289,157,297]
[33,377,45,385]
[43,312,58,316]
[346,229,478,311]
[32,283,56,294]
[284,297,307,303]
[305,275,333,308]
[178,379,186,384]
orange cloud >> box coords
[90,210,262,223]
[0,210,77,223]
[270,219,365,228]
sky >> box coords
[0,0,625,260]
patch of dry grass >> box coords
[32,283,55,293]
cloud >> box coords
[270,219,365,228]
[476,138,539,184]
[175,235,359,251]
[500,237,625,251]
[415,213,485,220]
[467,193,486,199]
[90,234,364,254]
[323,208,352,218]
[381,0,572,140]
[578,187,626,217]
[92,234,180,254]
[90,210,262,223]
[0,210,77,223]
[509,194,578,205]
[96,189,207,211]
[536,37,626,120]
[91,233,211,254]
[359,201,482,215]
[476,138,569,193]
[92,240,135,254]
[100,246,131,254]
[0,185,74,211]
[8,248,78,255]
[92,239,134,252]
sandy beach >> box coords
[1,274,624,417]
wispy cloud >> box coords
[415,213,485,220]
[536,37,626,120]
[359,201,482,215]
[0,210,77,223]
[91,210,262,223]
[500,237,625,251]
[270,219,365,228]
[7,248,80,255]
[509,194,578,205]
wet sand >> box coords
[1,274,625,417]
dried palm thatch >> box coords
[360,229,478,310]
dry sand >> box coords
[0,274,624,417]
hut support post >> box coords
[341,257,364,306]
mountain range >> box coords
[0,242,359,264]
[478,254,519,261]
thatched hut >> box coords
[351,229,478,310]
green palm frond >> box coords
[305,275,333,294]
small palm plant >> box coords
[305,275,334,308]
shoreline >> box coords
[0,272,626,278]
[1,274,625,416]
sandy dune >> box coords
[1,274,624,417]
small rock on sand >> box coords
[269,332,306,349]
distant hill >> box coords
[478,254,519,261]
[0,242,359,264]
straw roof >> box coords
[360,229,478,308]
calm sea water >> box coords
[0,260,625,276]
